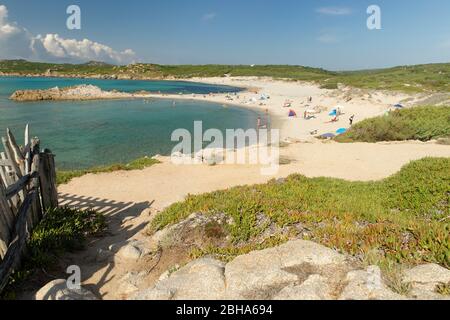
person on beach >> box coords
[349,115,355,126]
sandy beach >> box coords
[53,78,450,300]
[58,77,448,206]
[143,77,414,141]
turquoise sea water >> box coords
[0,77,259,170]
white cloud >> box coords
[202,12,217,21]
[316,7,352,16]
[0,5,34,59]
[34,34,136,64]
[0,5,136,64]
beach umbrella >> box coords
[394,104,404,109]
[288,109,297,117]
[336,128,347,135]
[320,133,336,139]
[328,109,337,116]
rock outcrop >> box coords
[10,85,136,102]
[131,240,450,301]
[402,264,450,299]
[224,240,347,299]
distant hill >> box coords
[82,61,113,67]
[0,60,449,92]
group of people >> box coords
[282,95,357,128]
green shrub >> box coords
[57,157,160,185]
[150,158,450,268]
[320,82,339,90]
[336,106,450,143]
[2,206,105,298]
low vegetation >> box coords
[150,158,450,271]
[2,60,450,93]
[57,157,160,185]
[2,206,105,299]
[332,64,450,93]
[436,282,450,295]
[335,106,450,143]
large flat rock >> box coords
[224,240,347,299]
[134,258,226,300]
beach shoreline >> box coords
[8,76,421,141]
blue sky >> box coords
[0,0,449,70]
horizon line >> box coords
[1,58,450,73]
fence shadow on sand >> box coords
[47,193,155,299]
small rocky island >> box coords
[10,84,140,102]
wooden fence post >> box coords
[39,149,58,212]
[0,183,14,260]
[30,154,42,226]
[0,190,37,292]
[0,127,50,290]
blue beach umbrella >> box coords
[328,109,337,116]
[336,128,347,135]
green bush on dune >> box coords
[335,106,450,143]
[2,206,105,299]
[56,157,160,185]
[150,158,450,269]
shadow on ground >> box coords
[20,193,154,300]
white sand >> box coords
[142,77,411,140]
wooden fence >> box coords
[0,125,58,293]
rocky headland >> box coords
[10,85,139,102]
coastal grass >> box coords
[335,106,450,143]
[2,206,105,299]
[332,64,450,93]
[57,157,160,185]
[2,60,450,93]
[149,158,450,270]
